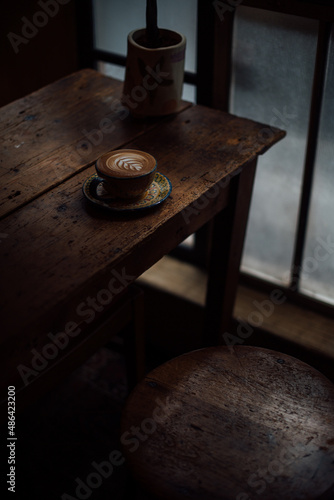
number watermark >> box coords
[7,386,16,493]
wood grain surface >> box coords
[0,69,190,219]
[0,70,285,395]
[121,345,334,500]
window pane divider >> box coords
[93,49,197,85]
[291,21,332,290]
[242,0,334,22]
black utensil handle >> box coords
[146,0,159,48]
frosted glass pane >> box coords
[300,29,334,305]
[230,7,318,284]
[98,61,126,81]
[93,0,197,73]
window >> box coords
[300,29,334,304]
[230,5,334,309]
[88,0,334,312]
[231,7,318,285]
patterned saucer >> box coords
[83,172,172,212]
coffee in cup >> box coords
[95,149,157,199]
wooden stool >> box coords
[120,346,334,500]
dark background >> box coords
[1,0,85,107]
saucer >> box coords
[83,172,172,212]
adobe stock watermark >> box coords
[223,233,334,346]
[236,105,297,158]
[61,394,180,500]
[181,166,243,225]
[17,267,135,386]
[181,104,297,226]
[76,63,170,156]
[235,446,300,499]
[7,0,72,54]
[213,0,243,22]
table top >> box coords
[121,345,334,500]
[0,69,285,391]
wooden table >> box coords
[0,69,285,411]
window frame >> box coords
[76,0,334,317]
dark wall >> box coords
[1,0,80,107]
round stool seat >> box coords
[121,346,334,500]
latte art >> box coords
[96,149,156,179]
[106,156,143,173]
[95,149,157,199]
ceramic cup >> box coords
[122,28,186,117]
[95,149,157,199]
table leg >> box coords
[122,286,146,391]
[203,158,258,346]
